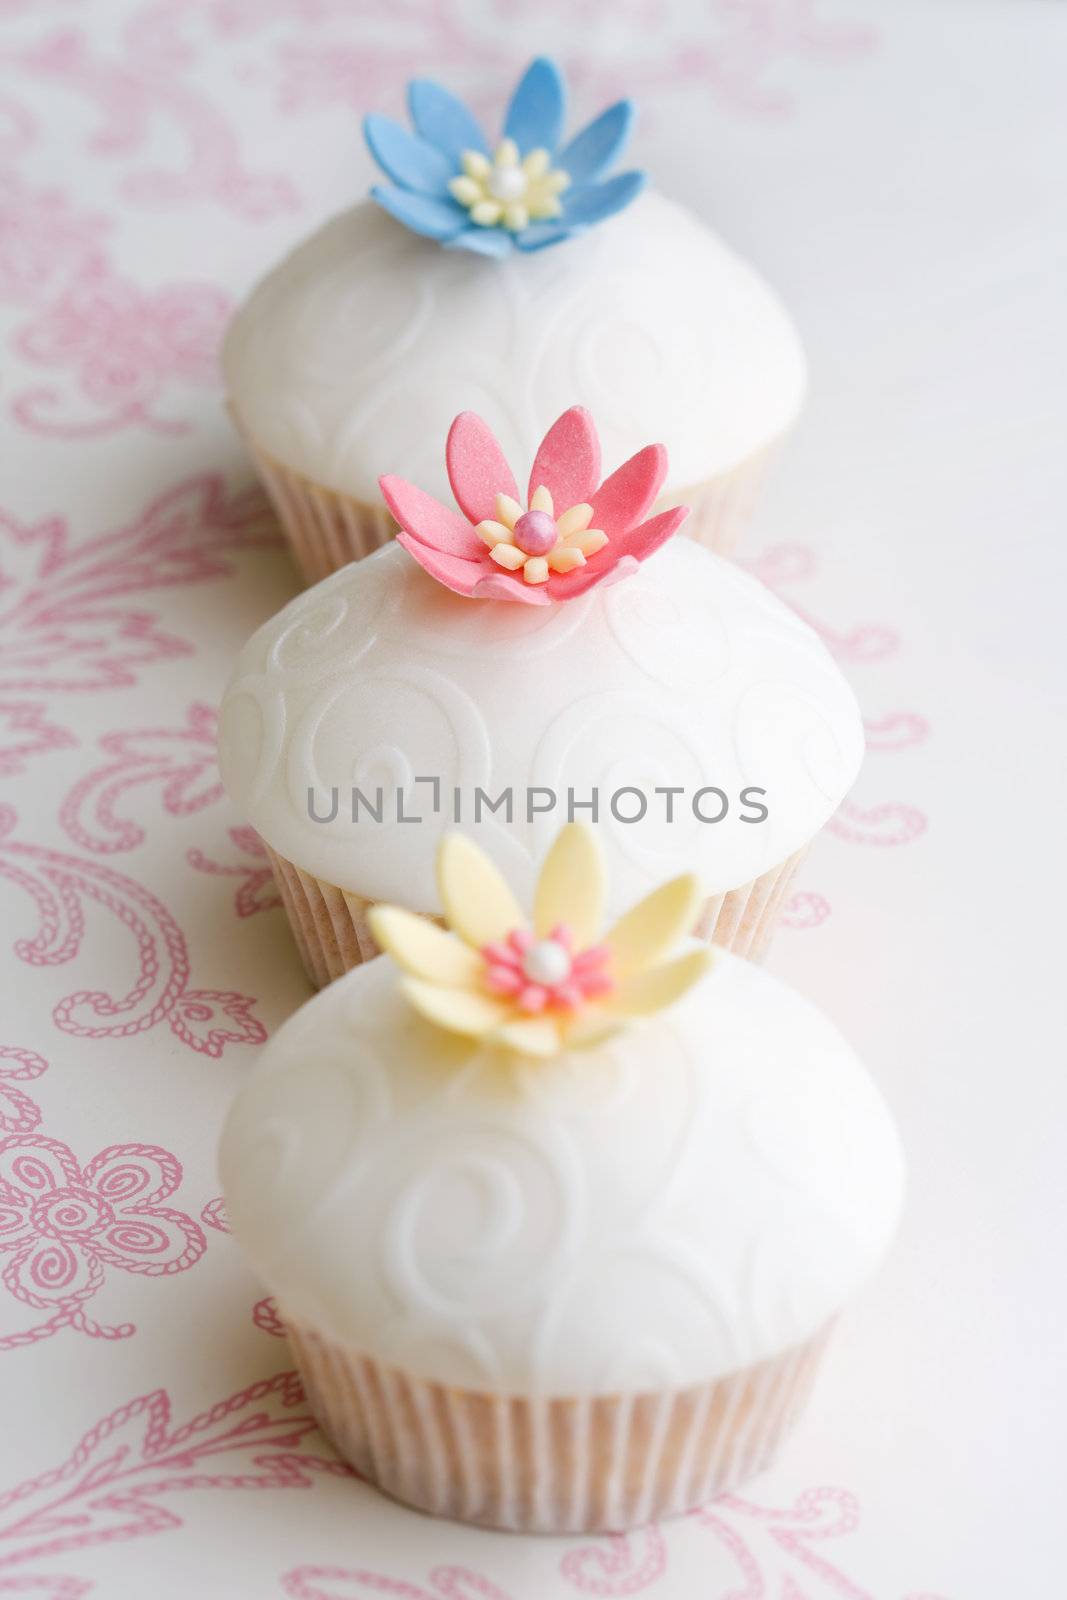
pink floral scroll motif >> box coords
[0,1370,346,1590]
[188,826,282,919]
[0,805,266,1058]
[0,1135,205,1349]
[742,544,899,664]
[12,27,299,219]
[560,1526,668,1594]
[0,703,74,781]
[253,1296,286,1338]
[283,1567,517,1600]
[0,476,279,701]
[828,801,927,848]
[0,174,106,306]
[199,1195,229,1234]
[0,1049,47,1138]
[780,890,832,931]
[59,704,222,854]
[12,258,231,438]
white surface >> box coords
[217,537,864,904]
[0,1,1063,1595]
[220,947,904,1392]
[223,192,806,500]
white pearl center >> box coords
[521,939,571,987]
[488,167,528,203]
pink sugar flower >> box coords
[379,405,689,605]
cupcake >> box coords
[219,825,904,1533]
[217,406,862,986]
[222,57,805,584]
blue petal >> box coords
[503,57,565,154]
[364,114,454,195]
[443,226,515,259]
[557,101,634,185]
[562,170,646,226]
[370,184,466,241]
[515,223,580,253]
[407,78,489,161]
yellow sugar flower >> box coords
[368,824,712,1059]
[448,139,570,233]
[473,486,608,587]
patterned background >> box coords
[0,0,1062,1593]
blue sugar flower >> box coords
[364,57,646,257]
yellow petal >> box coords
[449,175,482,206]
[462,149,491,179]
[565,527,608,557]
[547,545,585,573]
[565,1012,625,1051]
[368,906,481,986]
[490,542,526,570]
[471,200,502,226]
[495,493,522,529]
[605,874,703,981]
[557,502,593,538]
[475,518,512,548]
[522,556,549,584]
[546,169,570,193]
[492,1016,562,1058]
[495,137,520,168]
[533,823,605,947]
[609,948,713,1017]
[437,833,526,948]
[503,202,529,232]
[529,484,554,515]
[402,977,510,1039]
[522,147,551,179]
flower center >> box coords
[512,509,557,556]
[521,939,572,987]
[488,166,528,203]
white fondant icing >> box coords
[217,538,864,909]
[222,192,806,502]
[219,949,904,1394]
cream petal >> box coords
[522,556,549,584]
[368,906,482,985]
[522,147,551,178]
[495,137,520,168]
[546,169,571,192]
[529,484,554,515]
[503,202,529,232]
[533,823,605,947]
[490,542,526,570]
[437,833,526,947]
[547,545,585,573]
[557,502,594,538]
[492,1016,562,1058]
[475,518,512,547]
[495,493,522,529]
[564,1012,625,1050]
[564,527,608,556]
[605,874,703,980]
[471,200,502,226]
[609,948,713,1016]
[462,149,491,179]
[402,977,510,1039]
[527,194,563,221]
[449,175,482,206]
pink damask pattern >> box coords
[0,1371,348,1593]
[0,1133,205,1350]
[188,825,281,919]
[0,804,265,1056]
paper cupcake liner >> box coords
[239,425,780,585]
[286,1315,831,1532]
[264,844,805,990]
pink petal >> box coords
[446,411,519,523]
[396,532,484,596]
[612,504,690,562]
[553,983,583,1009]
[508,929,534,955]
[527,406,601,510]
[481,941,518,967]
[573,945,610,973]
[518,984,549,1013]
[587,443,668,537]
[548,923,572,948]
[470,570,551,605]
[379,474,482,559]
[580,973,615,998]
[485,964,522,995]
[543,552,640,602]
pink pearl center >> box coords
[512,509,557,557]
